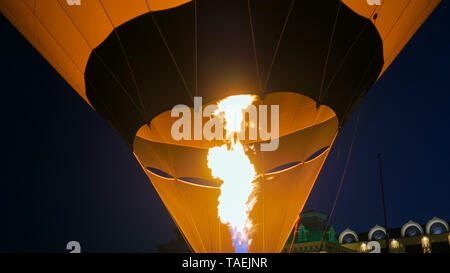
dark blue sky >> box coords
[1,2,449,253]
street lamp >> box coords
[360,242,368,253]
[421,236,431,253]
[390,239,400,249]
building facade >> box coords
[284,211,450,253]
[339,217,450,253]
[283,211,354,253]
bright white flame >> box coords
[207,95,257,253]
[213,95,255,136]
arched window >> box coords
[342,234,357,244]
[339,229,359,244]
[401,220,423,238]
[430,223,447,235]
[372,230,386,240]
[425,217,449,235]
[368,225,387,241]
[404,226,421,237]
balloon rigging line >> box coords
[174,217,195,253]
[193,1,221,253]
[114,32,150,123]
[321,0,411,101]
[85,78,129,142]
[341,0,414,123]
[174,181,208,253]
[30,0,42,46]
[194,0,198,97]
[286,107,325,253]
[318,2,342,104]
[160,130,207,253]
[53,0,148,122]
[316,2,410,250]
[317,107,360,253]
[146,1,194,103]
[383,0,430,64]
[284,107,326,253]
[341,52,380,123]
[97,0,150,123]
[320,11,376,100]
[21,0,147,123]
[193,1,210,252]
[90,50,148,120]
[246,0,266,248]
[247,0,263,92]
[322,2,426,251]
[381,0,412,42]
[288,215,299,253]
[263,0,296,91]
[135,157,195,253]
[3,2,40,47]
[18,2,82,77]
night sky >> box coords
[1,2,449,253]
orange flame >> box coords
[207,95,257,252]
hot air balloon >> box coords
[0,0,440,253]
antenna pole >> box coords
[377,153,390,252]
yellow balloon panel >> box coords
[250,150,330,252]
[133,91,338,253]
[341,0,441,76]
[133,115,337,180]
[136,92,337,148]
[143,170,234,253]
[0,0,88,102]
[1,0,39,43]
[0,0,193,106]
[35,0,91,74]
[137,144,330,253]
[56,0,114,49]
[251,117,338,174]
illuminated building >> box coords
[283,211,354,253]
[339,217,450,253]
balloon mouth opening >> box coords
[146,167,174,179]
[178,177,220,188]
[145,145,331,186]
[264,146,330,175]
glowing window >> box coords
[342,234,357,244]
[405,226,421,237]
[429,223,447,235]
[372,230,386,241]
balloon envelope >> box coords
[0,0,441,252]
